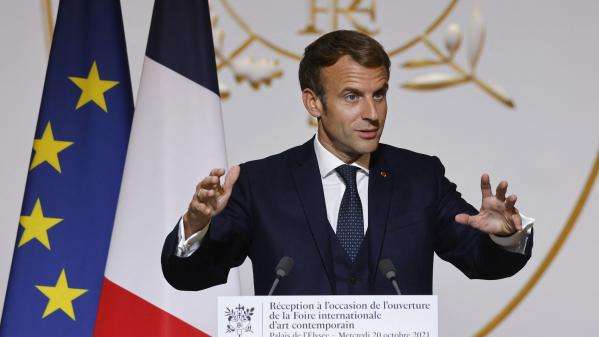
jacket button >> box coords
[349,276,358,285]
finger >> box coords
[210,168,225,195]
[214,182,224,196]
[196,188,217,202]
[190,199,214,217]
[198,202,215,217]
[512,213,523,231]
[209,168,226,177]
[199,189,219,210]
[205,190,218,209]
[210,168,226,195]
[208,169,225,195]
[222,165,241,195]
[496,180,508,202]
[505,195,517,213]
[455,213,481,229]
[199,175,221,190]
[455,213,470,225]
[480,173,493,199]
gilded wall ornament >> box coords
[211,0,515,110]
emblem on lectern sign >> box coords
[210,0,515,109]
[225,304,255,336]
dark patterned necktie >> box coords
[335,164,364,262]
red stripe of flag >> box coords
[94,278,210,337]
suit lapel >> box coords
[367,146,395,284]
[288,137,336,292]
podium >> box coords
[218,296,437,337]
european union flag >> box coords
[0,1,133,336]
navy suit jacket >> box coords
[161,138,532,295]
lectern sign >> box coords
[218,296,438,337]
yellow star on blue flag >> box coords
[35,269,88,320]
[18,198,63,250]
[69,61,119,112]
[30,122,74,173]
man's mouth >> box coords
[356,129,378,140]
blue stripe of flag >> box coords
[145,0,220,96]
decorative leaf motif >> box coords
[467,4,486,71]
[219,82,230,100]
[486,82,515,108]
[232,57,282,90]
[402,73,470,90]
[401,58,445,69]
[444,23,462,56]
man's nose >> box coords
[361,97,378,121]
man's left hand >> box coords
[455,173,523,236]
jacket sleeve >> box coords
[431,156,533,279]
[161,164,253,290]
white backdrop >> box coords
[1,1,598,336]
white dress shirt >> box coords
[176,135,534,257]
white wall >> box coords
[0,0,49,322]
[1,1,598,336]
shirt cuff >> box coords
[489,213,534,255]
[176,216,210,257]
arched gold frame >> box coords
[40,1,599,335]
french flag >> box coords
[94,0,240,336]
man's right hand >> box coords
[182,165,240,239]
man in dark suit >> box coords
[161,30,534,295]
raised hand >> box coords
[454,173,523,236]
[182,165,240,239]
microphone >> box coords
[268,256,294,296]
[378,259,401,295]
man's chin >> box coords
[353,139,380,155]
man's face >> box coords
[315,55,389,161]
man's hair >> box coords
[298,30,391,101]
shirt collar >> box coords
[313,133,370,179]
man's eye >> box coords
[345,93,358,102]
[374,93,386,102]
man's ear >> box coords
[302,88,324,119]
